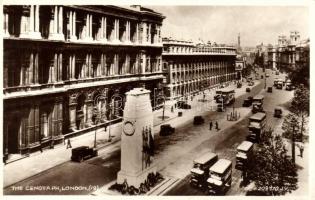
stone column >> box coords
[69,93,78,130]
[85,91,94,127]
[135,23,139,44]
[148,23,151,44]
[58,6,63,35]
[29,53,34,84]
[70,11,77,41]
[30,5,34,32]
[142,22,147,44]
[72,54,76,79]
[54,6,58,34]
[69,10,73,37]
[102,17,107,42]
[141,51,146,74]
[58,53,63,82]
[35,5,40,32]
[4,12,10,37]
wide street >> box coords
[4,69,294,195]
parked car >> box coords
[248,82,254,86]
[265,73,270,77]
[176,101,191,109]
[160,124,175,136]
[246,87,251,93]
[285,81,295,91]
[193,116,205,125]
[237,82,242,88]
[267,87,273,93]
[71,146,98,162]
[274,107,283,118]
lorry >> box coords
[207,159,232,195]
[190,152,218,188]
[247,112,266,143]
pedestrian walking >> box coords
[299,144,304,158]
[67,139,72,149]
[209,121,213,131]
[171,106,174,113]
[215,121,219,131]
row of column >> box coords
[68,10,77,40]
[4,6,162,44]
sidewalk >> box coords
[3,80,257,188]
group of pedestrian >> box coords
[209,121,219,131]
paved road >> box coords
[4,70,293,195]
[165,69,294,195]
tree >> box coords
[247,129,298,195]
[289,85,309,140]
[282,113,300,140]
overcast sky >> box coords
[149,6,309,47]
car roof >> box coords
[73,146,89,150]
[237,141,254,151]
[210,159,232,174]
[194,152,217,165]
[253,95,264,100]
[249,112,266,120]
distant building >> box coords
[267,31,309,72]
[162,37,237,100]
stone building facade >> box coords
[162,38,237,100]
[267,31,309,73]
[3,5,165,159]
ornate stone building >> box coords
[162,38,237,100]
[3,5,165,159]
[267,31,309,73]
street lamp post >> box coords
[292,124,296,164]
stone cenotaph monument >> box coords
[117,88,156,188]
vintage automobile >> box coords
[248,81,254,86]
[246,87,251,93]
[247,112,266,143]
[274,107,283,118]
[267,86,273,93]
[214,90,222,101]
[273,78,279,86]
[194,116,205,125]
[235,141,254,170]
[252,95,264,113]
[176,101,191,109]
[276,80,284,89]
[190,152,218,188]
[160,124,175,136]
[71,146,98,162]
[207,159,232,195]
[237,82,242,88]
[285,81,295,91]
[265,73,270,77]
[242,96,253,107]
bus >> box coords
[247,112,266,143]
[217,89,235,112]
[252,95,264,113]
[207,159,232,195]
[235,141,254,170]
[190,152,218,188]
